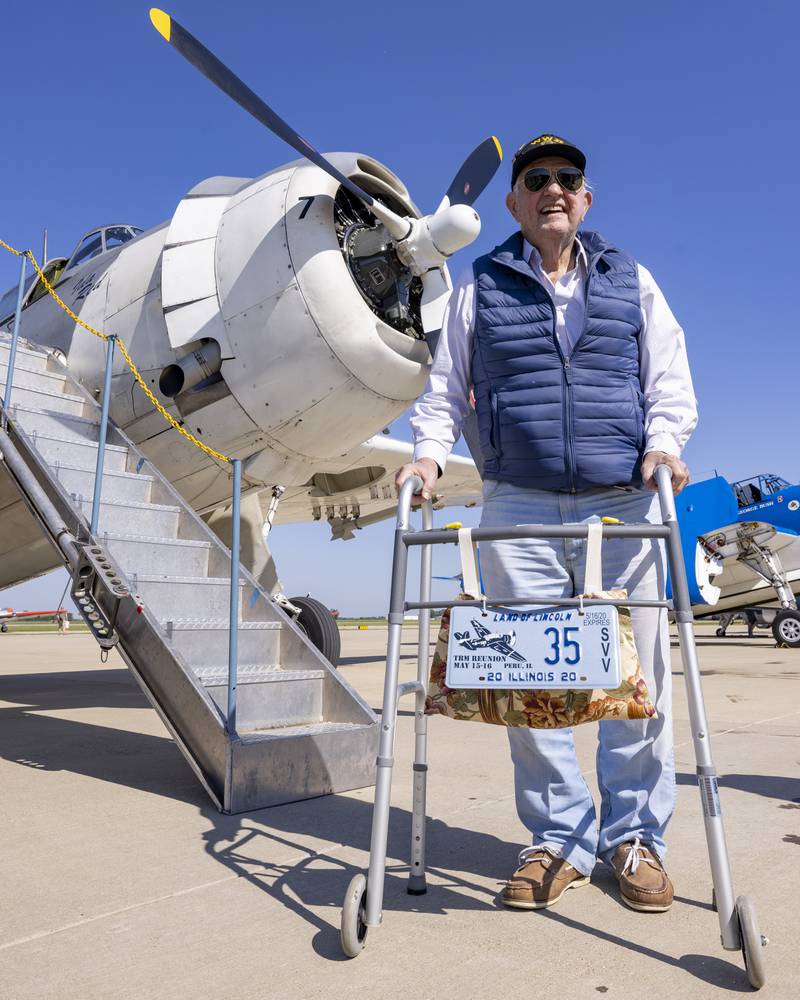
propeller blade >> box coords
[437,136,503,212]
[419,267,452,344]
[148,8,409,239]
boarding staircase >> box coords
[0,334,377,812]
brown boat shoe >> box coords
[611,838,674,912]
[502,846,590,910]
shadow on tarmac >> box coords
[0,665,755,988]
[0,668,152,712]
[676,770,800,803]
[198,802,749,988]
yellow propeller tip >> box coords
[492,136,503,160]
[149,8,171,41]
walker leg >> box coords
[656,465,742,952]
[408,504,432,895]
[407,677,430,897]
[674,619,740,950]
[364,621,402,926]
[363,517,412,927]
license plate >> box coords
[445,604,621,689]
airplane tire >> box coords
[0,623,7,633]
[772,610,800,648]
[290,596,341,666]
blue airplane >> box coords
[434,477,800,648]
[670,473,800,647]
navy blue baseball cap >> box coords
[511,134,587,188]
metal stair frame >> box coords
[0,342,378,813]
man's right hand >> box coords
[395,458,439,504]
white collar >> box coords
[524,236,587,273]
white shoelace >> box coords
[518,844,560,867]
[620,836,661,876]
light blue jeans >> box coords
[479,479,675,876]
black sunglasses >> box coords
[523,166,585,193]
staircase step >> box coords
[103,532,211,578]
[135,575,243,620]
[0,360,68,394]
[194,662,282,683]
[51,465,153,505]
[72,496,181,538]
[29,432,129,474]
[198,665,325,730]
[1,383,86,418]
[0,339,51,371]
[9,405,102,445]
[163,618,281,668]
[242,720,369,738]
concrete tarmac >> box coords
[0,624,798,999]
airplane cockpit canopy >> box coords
[64,225,143,273]
[0,225,144,325]
[732,474,790,508]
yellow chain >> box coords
[1,239,232,465]
[0,238,25,257]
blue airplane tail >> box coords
[666,476,738,605]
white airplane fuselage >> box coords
[2,155,434,517]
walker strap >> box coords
[584,520,604,593]
[457,527,482,600]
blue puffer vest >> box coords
[471,230,644,491]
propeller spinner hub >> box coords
[396,205,481,275]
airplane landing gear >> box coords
[772,609,800,648]
[290,596,341,666]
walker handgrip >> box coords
[396,475,424,529]
[654,463,679,518]
[654,462,674,492]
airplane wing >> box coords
[697,520,800,612]
[267,435,482,535]
[703,520,799,560]
[472,621,491,639]
[492,640,526,661]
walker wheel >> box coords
[737,895,767,989]
[340,873,368,958]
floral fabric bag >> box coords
[425,522,657,728]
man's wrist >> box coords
[413,443,447,477]
[644,433,680,458]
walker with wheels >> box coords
[340,465,767,989]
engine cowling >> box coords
[214,154,432,468]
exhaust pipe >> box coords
[159,340,222,398]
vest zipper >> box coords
[548,301,577,492]
[558,251,602,492]
[563,357,576,492]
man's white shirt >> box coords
[410,236,698,474]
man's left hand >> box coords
[641,451,690,495]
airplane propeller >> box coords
[148,8,502,344]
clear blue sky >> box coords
[1,0,797,616]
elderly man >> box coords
[396,134,697,913]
